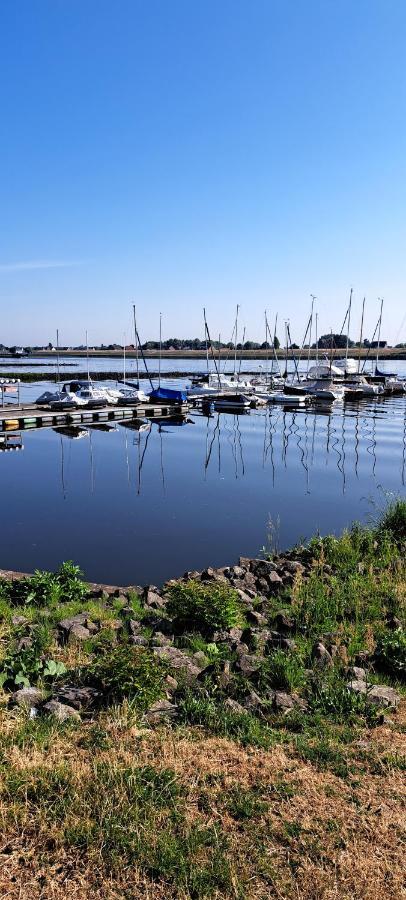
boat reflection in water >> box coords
[0,392,405,586]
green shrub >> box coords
[374,630,406,681]
[378,499,406,544]
[2,561,88,608]
[79,646,168,710]
[0,627,66,690]
[166,579,244,636]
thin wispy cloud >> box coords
[0,259,88,273]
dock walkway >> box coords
[0,402,189,432]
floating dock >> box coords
[0,402,189,432]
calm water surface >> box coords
[1,364,406,585]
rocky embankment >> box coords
[3,542,402,724]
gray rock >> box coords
[153,646,204,681]
[271,691,296,712]
[144,699,178,724]
[249,559,277,577]
[270,690,308,713]
[243,689,266,710]
[12,687,43,709]
[275,611,295,632]
[43,700,80,722]
[128,619,142,635]
[68,623,91,643]
[347,679,368,696]
[236,653,261,676]
[218,660,231,689]
[367,685,401,708]
[55,686,101,710]
[152,632,173,647]
[348,666,367,681]
[144,588,166,610]
[224,697,246,715]
[283,560,305,575]
[235,589,255,606]
[164,675,178,693]
[17,636,33,651]
[129,635,148,646]
[268,571,284,590]
[246,610,268,627]
[346,681,400,709]
[11,615,28,627]
[311,641,333,668]
[58,613,88,633]
[229,565,246,579]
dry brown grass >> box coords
[0,701,405,900]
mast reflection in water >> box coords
[0,395,405,586]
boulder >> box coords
[246,610,268,627]
[12,687,43,709]
[43,700,80,722]
[11,615,28,627]
[243,689,266,710]
[367,685,401,708]
[236,653,261,676]
[267,571,284,590]
[68,623,91,643]
[144,588,166,610]
[346,680,401,709]
[153,646,205,682]
[348,666,367,681]
[144,699,178,724]
[129,635,148,646]
[58,613,92,634]
[274,611,295,633]
[218,660,232,689]
[152,632,174,647]
[224,698,246,715]
[311,641,333,669]
[55,686,101,710]
[249,559,277,577]
[283,560,305,575]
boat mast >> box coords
[159,312,162,388]
[238,326,246,377]
[358,297,365,374]
[264,311,269,382]
[345,287,353,365]
[123,333,126,386]
[86,330,90,382]
[315,313,319,364]
[204,310,209,374]
[56,329,60,386]
[376,297,384,373]
[272,313,280,377]
[133,304,139,387]
[307,295,316,375]
[233,305,239,377]
[203,307,221,389]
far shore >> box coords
[11,347,406,361]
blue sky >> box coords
[1,0,406,346]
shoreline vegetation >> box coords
[0,504,405,898]
[6,346,406,360]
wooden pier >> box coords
[0,402,189,433]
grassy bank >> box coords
[0,504,405,898]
